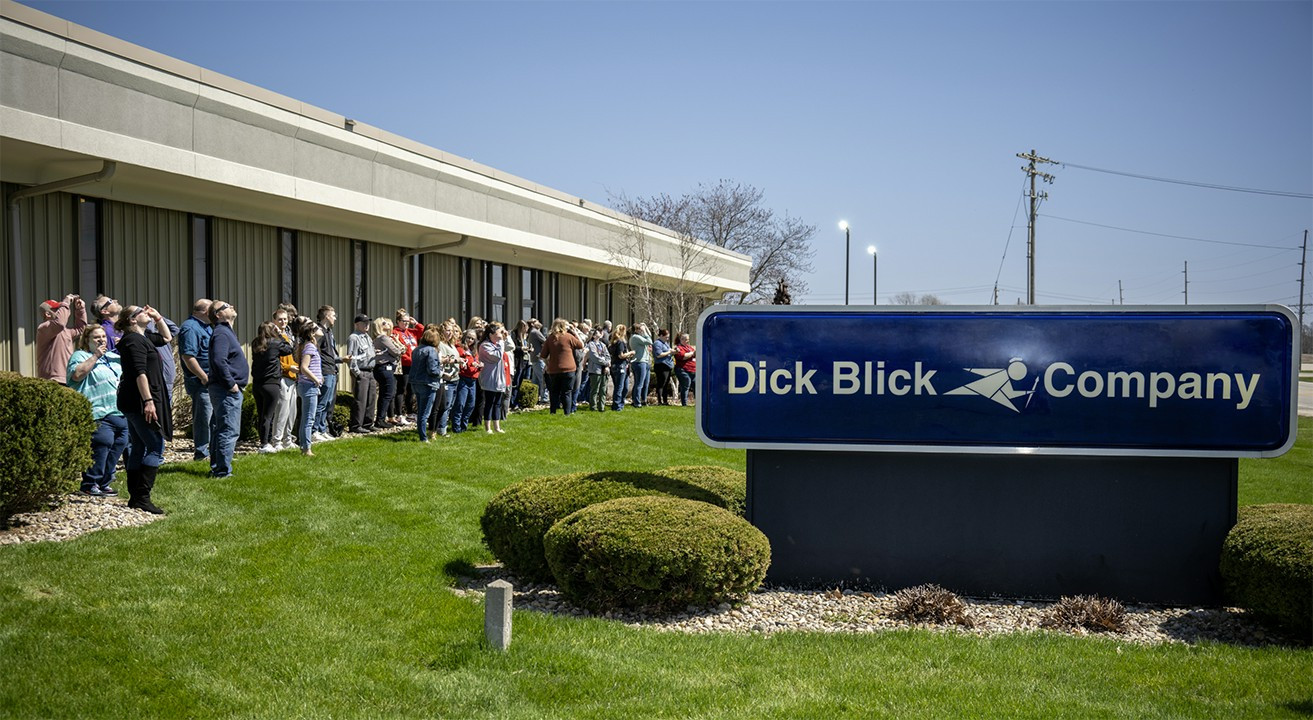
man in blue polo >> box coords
[178,298,213,461]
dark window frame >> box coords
[352,240,367,316]
[279,228,297,306]
[485,261,507,324]
[75,195,101,300]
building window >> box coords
[547,272,560,321]
[460,258,472,321]
[76,196,101,300]
[485,262,506,324]
[606,283,615,322]
[521,268,539,321]
[579,278,589,320]
[190,215,211,299]
[407,254,423,315]
[352,240,367,315]
[279,228,297,306]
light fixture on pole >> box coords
[839,220,850,305]
[867,245,878,305]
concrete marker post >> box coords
[485,580,513,651]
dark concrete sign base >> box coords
[747,450,1238,605]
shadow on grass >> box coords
[1158,608,1309,648]
[158,464,209,478]
[1280,699,1313,715]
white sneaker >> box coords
[280,441,295,451]
[312,432,330,442]
[259,444,277,454]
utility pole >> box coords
[1183,261,1189,305]
[1017,150,1056,305]
[1298,229,1307,332]
[1118,280,1124,305]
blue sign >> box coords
[696,306,1299,457]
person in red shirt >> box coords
[452,330,483,433]
[673,332,697,406]
[391,308,424,421]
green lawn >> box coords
[0,410,1309,719]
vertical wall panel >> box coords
[1,188,76,374]
[558,275,580,321]
[365,241,402,320]
[211,217,278,347]
[423,252,460,324]
[297,231,353,345]
[101,200,190,322]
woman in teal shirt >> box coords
[67,325,128,496]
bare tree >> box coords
[612,180,817,307]
[608,192,719,335]
[892,292,945,306]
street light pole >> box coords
[839,220,850,305]
[867,245,877,305]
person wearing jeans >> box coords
[115,303,173,514]
[207,301,248,479]
[608,324,635,411]
[628,323,653,408]
[673,332,697,406]
[178,298,213,460]
[67,325,128,495]
[312,305,342,439]
[453,330,482,432]
[408,326,442,441]
[295,323,324,455]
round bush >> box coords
[1221,503,1312,641]
[0,372,95,521]
[480,466,746,582]
[543,496,771,613]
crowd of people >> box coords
[33,294,699,516]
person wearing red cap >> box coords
[36,294,88,384]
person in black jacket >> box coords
[207,300,249,478]
[114,304,172,514]
[311,305,343,440]
[250,321,292,453]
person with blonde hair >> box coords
[392,307,424,422]
[541,317,584,415]
[608,323,635,411]
[270,305,299,450]
[372,317,405,429]
[434,320,462,436]
[67,324,127,496]
[409,325,443,442]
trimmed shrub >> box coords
[331,390,354,436]
[480,466,746,581]
[0,372,95,521]
[889,584,974,627]
[1221,504,1313,641]
[1039,595,1126,633]
[516,380,539,410]
[543,496,771,613]
[658,465,747,516]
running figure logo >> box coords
[945,358,1036,412]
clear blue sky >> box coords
[25,0,1313,309]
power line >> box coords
[993,176,1029,304]
[1040,214,1301,250]
[1058,161,1313,199]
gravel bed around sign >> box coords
[451,565,1302,648]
